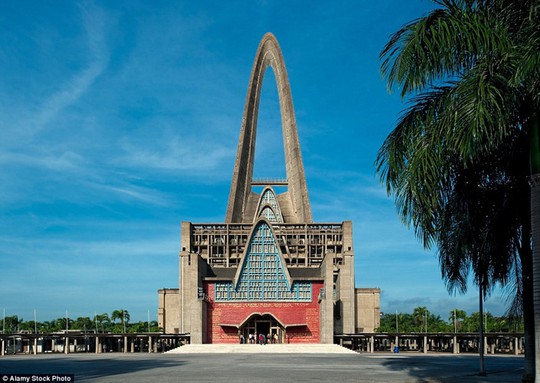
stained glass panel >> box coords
[215,221,311,302]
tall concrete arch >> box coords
[225,33,312,223]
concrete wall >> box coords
[355,288,381,333]
[157,288,180,334]
[336,221,355,334]
[319,252,334,344]
[179,222,208,343]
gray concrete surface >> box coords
[0,352,524,383]
[166,343,357,354]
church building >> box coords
[158,33,380,344]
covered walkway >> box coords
[0,332,189,356]
[336,332,525,355]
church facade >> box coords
[158,33,380,344]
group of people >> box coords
[240,332,279,345]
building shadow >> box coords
[379,354,524,383]
[0,354,187,382]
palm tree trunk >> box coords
[478,283,486,376]
[529,112,540,383]
[532,173,540,383]
[521,215,535,383]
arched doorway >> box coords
[242,314,284,344]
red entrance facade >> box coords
[205,282,323,343]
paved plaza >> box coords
[0,346,524,383]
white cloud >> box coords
[116,136,234,173]
[0,150,86,171]
[28,2,110,136]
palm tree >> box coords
[449,309,467,332]
[3,316,21,334]
[41,320,56,333]
[111,310,130,333]
[94,313,110,333]
[377,1,539,380]
[73,317,93,332]
[412,307,429,332]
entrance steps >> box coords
[166,343,356,354]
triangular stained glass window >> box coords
[256,188,284,223]
[260,206,277,222]
[215,221,311,302]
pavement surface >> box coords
[0,347,525,383]
[166,343,357,354]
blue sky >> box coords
[0,0,511,323]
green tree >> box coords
[427,314,450,332]
[40,320,57,333]
[127,320,160,333]
[73,317,93,332]
[412,306,429,332]
[463,312,481,333]
[149,320,161,333]
[377,1,539,380]
[55,317,74,331]
[378,312,417,333]
[2,316,22,333]
[94,313,110,333]
[19,320,39,333]
[111,310,130,333]
[449,309,467,332]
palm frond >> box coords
[381,0,512,97]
